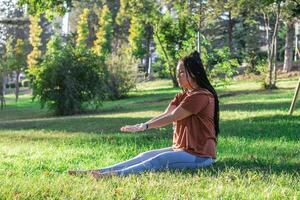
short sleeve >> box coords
[169,93,184,107]
[179,93,210,114]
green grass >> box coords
[0,78,299,199]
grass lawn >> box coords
[0,78,299,199]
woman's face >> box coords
[176,61,195,89]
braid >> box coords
[182,51,220,139]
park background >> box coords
[0,0,300,199]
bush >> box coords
[256,59,275,89]
[152,57,170,79]
[204,47,239,87]
[32,42,107,115]
[105,45,138,99]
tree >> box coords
[13,39,28,102]
[32,36,107,115]
[92,5,113,60]
[76,8,90,49]
[282,0,299,72]
[283,21,295,72]
[116,0,157,76]
[255,0,283,89]
[0,0,28,107]
[153,1,197,87]
[0,54,7,109]
[259,0,300,88]
[27,15,42,77]
[0,36,14,109]
[18,0,73,19]
[128,16,147,59]
[206,0,241,55]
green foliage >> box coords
[152,57,169,79]
[13,39,28,72]
[205,47,239,88]
[256,59,268,76]
[256,59,275,89]
[116,0,158,24]
[27,15,42,76]
[18,0,73,19]
[46,34,64,55]
[153,3,197,87]
[4,36,15,71]
[76,8,90,49]
[128,16,146,59]
[105,44,138,99]
[32,36,107,115]
[92,5,113,60]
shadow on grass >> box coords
[209,158,300,175]
[219,89,267,98]
[0,116,152,134]
[221,114,300,141]
[173,156,300,176]
[1,113,299,141]
[221,101,293,112]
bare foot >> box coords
[68,170,97,176]
[91,171,116,180]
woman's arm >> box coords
[147,106,191,129]
[145,104,176,124]
[120,106,192,132]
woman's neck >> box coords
[187,85,201,93]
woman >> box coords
[69,51,219,179]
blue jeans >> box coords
[98,147,214,176]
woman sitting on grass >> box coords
[69,51,219,179]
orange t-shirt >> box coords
[170,89,216,158]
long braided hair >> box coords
[181,51,220,139]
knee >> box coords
[138,149,158,158]
[148,154,168,168]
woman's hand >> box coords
[120,123,147,132]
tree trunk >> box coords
[263,12,272,86]
[271,4,280,88]
[228,10,234,55]
[145,25,152,77]
[0,74,5,109]
[264,3,280,89]
[15,70,20,102]
[171,68,179,87]
[154,31,178,87]
[273,36,278,86]
[283,21,295,72]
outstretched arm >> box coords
[146,106,191,129]
[120,106,192,132]
[145,104,176,124]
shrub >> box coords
[152,57,170,79]
[256,60,274,89]
[204,47,239,88]
[32,42,107,115]
[105,46,138,99]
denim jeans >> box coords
[99,147,214,176]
